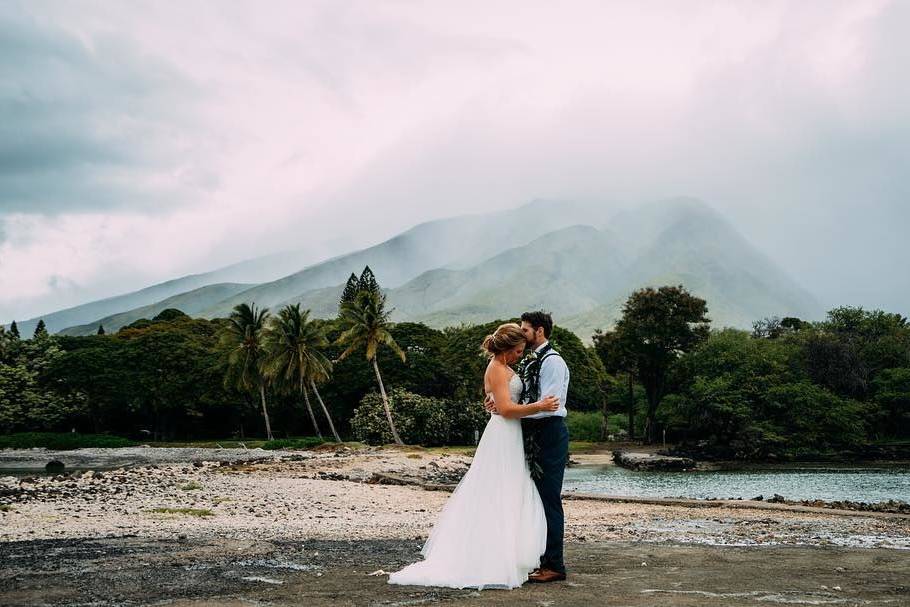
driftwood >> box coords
[366,472,456,491]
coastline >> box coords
[2,445,909,606]
[2,445,908,547]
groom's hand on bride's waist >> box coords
[483,394,499,415]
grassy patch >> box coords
[0,432,137,450]
[178,481,203,491]
[0,504,13,512]
[568,440,614,454]
[147,507,213,517]
[261,436,326,450]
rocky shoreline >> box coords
[1,445,908,548]
[2,445,909,606]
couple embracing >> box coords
[388,311,571,590]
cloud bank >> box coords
[1,0,908,323]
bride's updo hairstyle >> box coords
[481,323,526,358]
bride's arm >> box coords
[486,365,558,419]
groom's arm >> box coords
[538,356,569,412]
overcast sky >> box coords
[1,0,908,324]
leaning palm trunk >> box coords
[311,380,341,443]
[372,357,403,445]
[301,384,323,439]
[259,384,274,441]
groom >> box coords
[486,310,570,583]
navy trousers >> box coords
[521,416,569,574]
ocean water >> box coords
[562,463,910,503]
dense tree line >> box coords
[594,287,910,458]
[2,276,908,459]
[0,268,608,444]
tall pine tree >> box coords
[357,266,380,296]
[9,320,20,340]
[33,319,48,339]
[97,324,106,335]
[339,273,359,307]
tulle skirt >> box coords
[388,414,547,590]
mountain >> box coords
[12,245,324,336]
[275,199,822,340]
[55,197,824,340]
[57,283,254,336]
[276,224,627,325]
[615,201,821,329]
[192,199,623,320]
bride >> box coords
[387,323,560,590]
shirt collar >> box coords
[533,340,550,354]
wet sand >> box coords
[1,445,909,605]
[2,536,909,606]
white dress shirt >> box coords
[525,340,570,419]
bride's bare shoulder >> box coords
[484,359,508,382]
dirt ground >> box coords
[2,446,909,606]
[2,535,908,606]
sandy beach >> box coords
[2,445,909,605]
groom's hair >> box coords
[521,310,553,338]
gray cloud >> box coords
[0,4,211,214]
[1,0,909,323]
[295,1,910,317]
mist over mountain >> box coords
[52,198,823,339]
[278,199,822,338]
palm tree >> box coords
[263,304,341,442]
[304,323,342,443]
[219,302,274,440]
[336,289,406,445]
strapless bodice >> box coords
[488,373,523,404]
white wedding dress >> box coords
[388,373,547,590]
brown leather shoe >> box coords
[527,568,566,583]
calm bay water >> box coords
[563,464,910,503]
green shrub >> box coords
[607,413,628,433]
[261,436,325,450]
[566,411,603,442]
[565,411,630,442]
[351,388,487,446]
[0,432,137,450]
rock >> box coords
[45,460,65,473]
[768,494,786,503]
[366,473,411,486]
[612,450,696,471]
